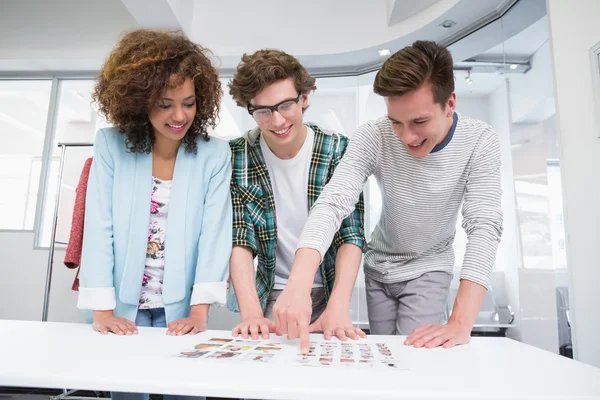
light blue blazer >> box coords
[77,127,232,323]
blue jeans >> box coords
[111,308,205,400]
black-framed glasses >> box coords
[247,93,302,122]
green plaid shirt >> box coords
[226,123,365,313]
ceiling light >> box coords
[378,49,391,57]
[465,71,473,86]
[440,20,456,29]
[509,64,518,70]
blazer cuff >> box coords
[191,281,227,306]
[77,287,116,310]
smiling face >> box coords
[148,77,196,145]
[385,82,456,158]
[250,78,308,157]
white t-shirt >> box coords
[260,126,323,289]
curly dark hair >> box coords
[92,29,222,153]
[228,49,316,109]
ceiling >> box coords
[477,15,550,63]
[0,0,546,74]
[454,69,505,97]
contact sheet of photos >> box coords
[295,341,407,369]
[175,337,283,364]
[175,337,407,369]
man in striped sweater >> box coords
[272,41,503,353]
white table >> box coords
[1,320,599,400]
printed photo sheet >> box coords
[175,337,283,364]
[175,337,407,369]
[295,340,407,369]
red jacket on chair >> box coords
[64,157,93,291]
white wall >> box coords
[547,0,600,367]
[0,231,49,321]
[456,96,490,124]
[0,230,84,322]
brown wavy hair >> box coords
[374,40,454,105]
[93,29,222,153]
[228,49,316,109]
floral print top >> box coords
[139,176,172,309]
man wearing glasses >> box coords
[226,49,366,341]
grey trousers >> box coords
[365,271,453,335]
[264,287,327,325]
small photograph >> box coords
[178,350,210,359]
[233,339,261,345]
[262,342,281,347]
[300,347,317,356]
[358,359,373,364]
[376,343,393,357]
[207,351,240,360]
[296,354,317,363]
[360,354,374,360]
[319,357,333,366]
[208,337,234,344]
[321,343,338,348]
[340,358,355,364]
[254,346,282,353]
[321,350,335,357]
[223,345,253,352]
[340,354,354,360]
[297,349,316,356]
[244,353,275,363]
[194,343,222,351]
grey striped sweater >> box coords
[298,113,503,289]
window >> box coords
[306,76,359,137]
[210,79,254,141]
[0,80,52,230]
[37,80,108,247]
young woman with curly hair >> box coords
[77,29,232,353]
